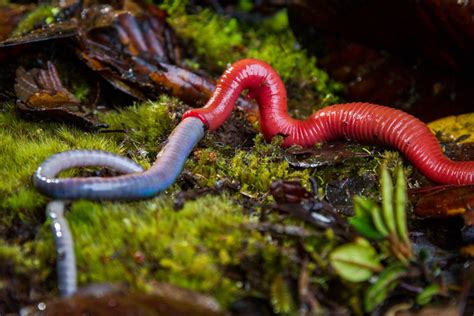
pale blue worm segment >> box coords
[33,117,205,200]
[45,157,145,297]
[38,117,204,297]
[47,200,76,297]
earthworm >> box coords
[183,59,474,185]
[34,117,204,200]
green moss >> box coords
[31,195,281,306]
[187,135,310,195]
[12,4,60,37]
[0,104,122,224]
[167,7,343,112]
[0,239,42,276]
[102,97,176,161]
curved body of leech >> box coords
[183,59,474,184]
[33,58,473,297]
[34,117,205,200]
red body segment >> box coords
[183,59,474,185]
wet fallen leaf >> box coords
[412,185,474,218]
[270,180,312,204]
[270,180,350,235]
[284,143,370,169]
[428,113,474,144]
[14,62,99,129]
[15,62,79,108]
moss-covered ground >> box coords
[1,2,466,314]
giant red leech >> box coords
[183,58,474,185]
[34,58,474,297]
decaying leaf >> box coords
[270,180,312,204]
[15,62,79,107]
[284,142,371,169]
[412,185,474,218]
[428,113,474,144]
[14,62,99,129]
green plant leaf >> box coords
[368,201,389,238]
[381,166,396,234]
[330,238,383,282]
[416,284,440,306]
[349,217,386,240]
[364,263,407,312]
[395,167,409,244]
[350,197,386,239]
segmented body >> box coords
[47,200,77,297]
[183,59,474,184]
[34,117,205,200]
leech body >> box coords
[45,152,144,297]
[34,117,205,200]
[34,58,473,297]
[183,59,474,185]
[47,200,77,297]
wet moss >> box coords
[102,97,177,161]
[187,135,310,195]
[28,193,326,309]
[166,6,343,112]
[0,95,313,311]
[0,103,122,225]
[35,196,262,305]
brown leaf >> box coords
[14,62,100,129]
[21,282,225,316]
[284,142,371,169]
[411,185,474,218]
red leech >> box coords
[183,59,474,185]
